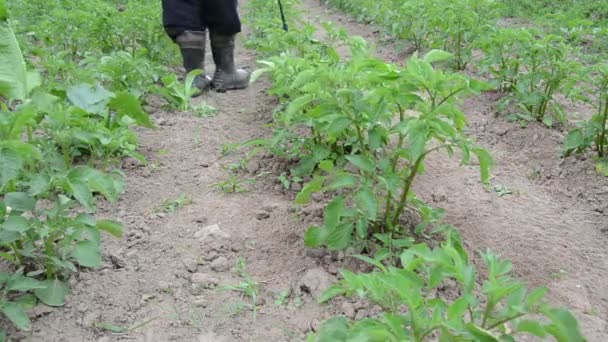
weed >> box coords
[157,194,193,213]
[212,174,255,194]
[274,290,290,306]
[193,102,218,118]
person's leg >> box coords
[162,0,211,91]
[202,0,249,92]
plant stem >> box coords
[597,96,608,157]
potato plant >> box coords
[0,0,157,335]
[309,230,586,342]
[245,0,585,339]
[564,64,608,169]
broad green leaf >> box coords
[0,0,7,21]
[544,308,586,342]
[7,274,45,292]
[516,320,547,337]
[0,229,19,244]
[324,196,345,229]
[447,297,469,320]
[109,92,155,128]
[355,188,378,221]
[2,215,29,233]
[1,302,31,330]
[73,240,102,268]
[34,279,69,307]
[304,226,328,248]
[314,316,350,342]
[96,219,124,238]
[296,176,324,204]
[423,49,454,64]
[13,294,36,310]
[563,129,586,154]
[0,17,28,100]
[0,148,24,186]
[4,192,36,212]
[346,155,375,174]
[326,223,354,251]
[28,174,51,196]
[67,179,94,212]
[67,84,113,114]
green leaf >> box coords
[2,215,29,233]
[73,240,102,268]
[67,179,94,212]
[28,174,51,196]
[0,17,29,100]
[34,279,69,307]
[0,148,24,186]
[95,323,128,333]
[326,223,354,251]
[7,274,46,292]
[465,323,500,341]
[516,320,547,337]
[423,49,454,64]
[296,176,324,204]
[544,308,586,342]
[0,0,7,21]
[355,188,378,221]
[1,302,31,330]
[564,129,586,154]
[96,220,124,238]
[318,285,348,304]
[473,148,493,184]
[109,92,155,128]
[314,316,350,342]
[346,155,375,173]
[67,84,113,114]
[4,192,36,212]
[324,196,345,229]
[304,226,328,248]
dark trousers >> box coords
[162,0,241,39]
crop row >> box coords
[0,0,174,337]
[242,0,586,340]
[322,0,608,173]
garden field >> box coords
[1,0,608,341]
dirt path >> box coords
[301,0,608,340]
[21,1,608,341]
[26,21,343,342]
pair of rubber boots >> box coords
[176,30,249,92]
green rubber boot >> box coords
[209,31,249,92]
[176,30,212,91]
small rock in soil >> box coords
[29,305,54,318]
[199,333,230,342]
[299,268,335,300]
[311,192,324,202]
[262,203,280,212]
[82,312,99,328]
[255,210,271,220]
[157,281,170,290]
[190,273,219,289]
[246,161,260,174]
[291,182,303,191]
[183,258,199,273]
[195,224,231,245]
[305,249,329,259]
[109,252,127,269]
[341,302,356,319]
[77,303,89,313]
[211,256,231,272]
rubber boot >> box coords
[209,31,249,92]
[176,30,211,91]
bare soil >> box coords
[13,1,608,341]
